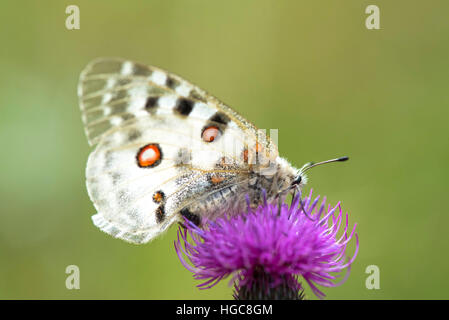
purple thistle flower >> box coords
[174,189,359,299]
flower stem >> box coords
[233,267,305,300]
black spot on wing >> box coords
[165,77,177,89]
[145,96,159,111]
[156,205,166,223]
[209,112,230,126]
[174,98,194,116]
[179,208,201,226]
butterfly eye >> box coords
[202,126,220,142]
[137,143,162,168]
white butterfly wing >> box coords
[78,58,278,244]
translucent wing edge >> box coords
[91,212,173,244]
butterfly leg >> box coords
[179,207,201,227]
[295,185,315,221]
[277,195,282,216]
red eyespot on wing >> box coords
[202,126,220,142]
[137,143,162,168]
[152,190,165,203]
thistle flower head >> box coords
[175,190,358,299]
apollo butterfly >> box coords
[78,58,347,244]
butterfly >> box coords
[78,58,347,244]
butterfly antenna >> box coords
[295,156,348,220]
[300,156,349,174]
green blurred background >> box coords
[1,0,448,299]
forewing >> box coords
[78,58,277,156]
